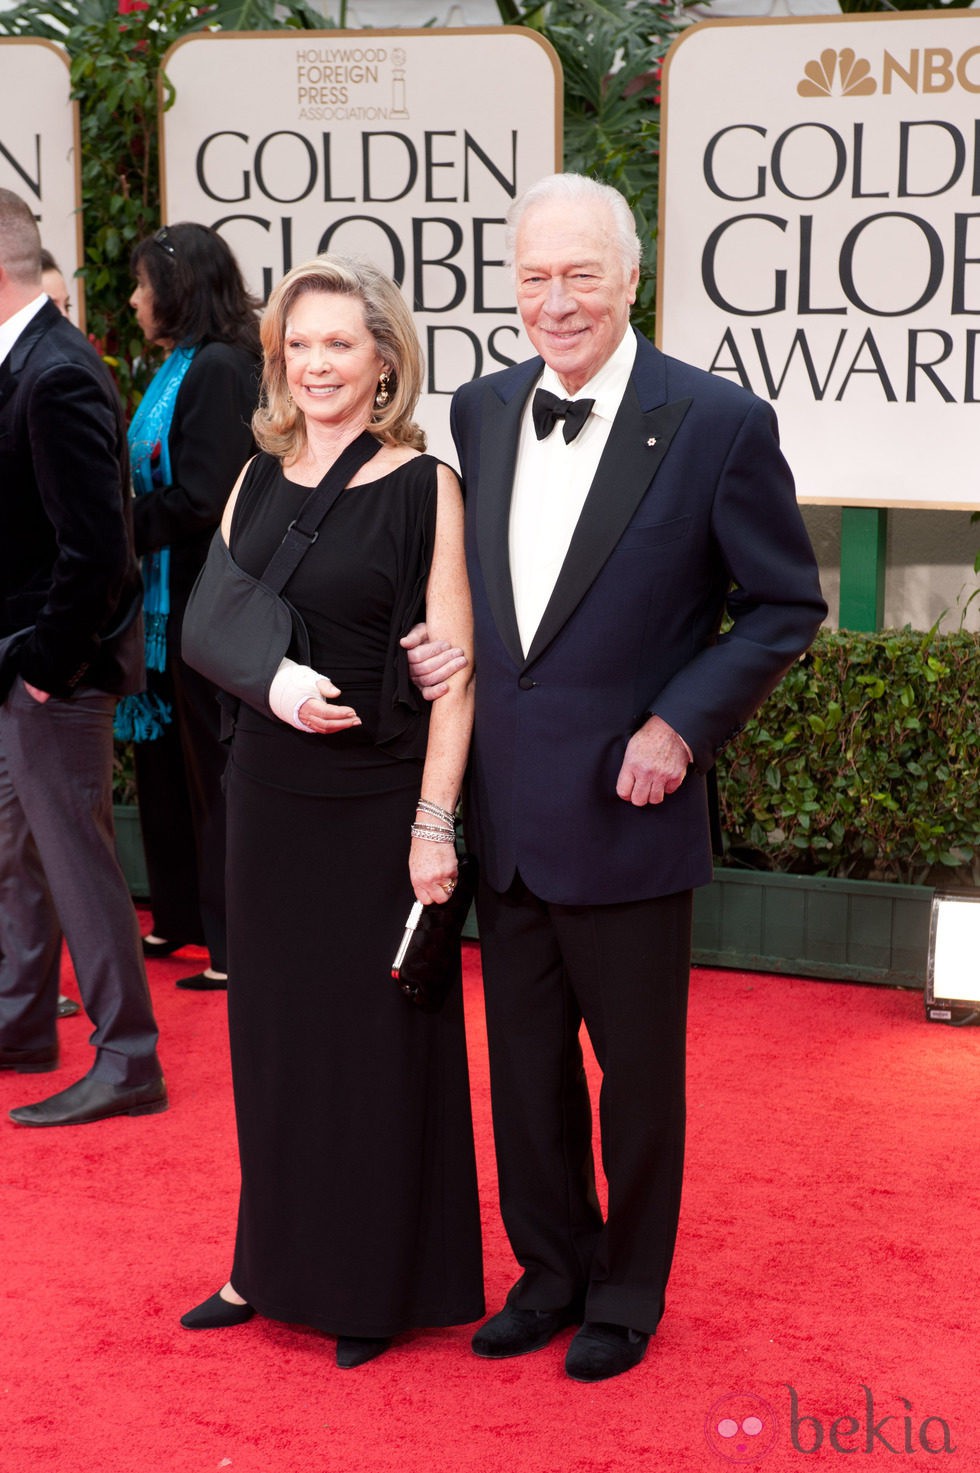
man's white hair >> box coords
[504,173,642,276]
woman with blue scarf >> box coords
[118,223,261,990]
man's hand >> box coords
[616,714,691,807]
[401,622,468,702]
[23,682,51,704]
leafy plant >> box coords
[0,0,330,409]
[967,510,980,624]
[718,628,980,886]
[70,1,202,404]
[1,0,693,365]
[500,0,970,332]
[500,0,693,338]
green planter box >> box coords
[465,866,934,989]
[692,868,934,989]
[114,814,933,988]
[113,803,149,900]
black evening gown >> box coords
[224,451,484,1338]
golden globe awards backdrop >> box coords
[160,28,561,460]
[659,13,980,509]
[0,40,83,325]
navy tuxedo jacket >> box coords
[0,300,142,699]
[450,330,827,906]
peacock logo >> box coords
[798,48,877,98]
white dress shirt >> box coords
[0,292,47,367]
[509,325,637,656]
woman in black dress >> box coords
[122,223,261,989]
[181,257,483,1367]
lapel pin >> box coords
[647,437,658,447]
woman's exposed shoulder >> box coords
[220,453,264,540]
[369,443,422,474]
[343,442,426,487]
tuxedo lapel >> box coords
[0,357,14,419]
[523,362,692,668]
[0,301,59,419]
[475,360,540,668]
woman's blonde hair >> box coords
[253,255,426,458]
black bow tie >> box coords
[532,387,595,444]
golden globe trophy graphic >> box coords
[390,47,408,119]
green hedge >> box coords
[717,628,980,886]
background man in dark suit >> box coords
[450,173,826,1381]
[0,188,165,1126]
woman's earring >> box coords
[375,371,390,409]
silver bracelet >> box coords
[416,798,456,828]
[410,823,456,844]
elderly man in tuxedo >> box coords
[0,188,165,1126]
[447,173,826,1381]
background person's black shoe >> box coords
[472,1302,580,1358]
[565,1322,650,1382]
[57,996,81,1019]
[176,971,227,991]
[0,1043,59,1073]
[142,935,199,958]
[9,1073,168,1126]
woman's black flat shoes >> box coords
[181,1291,255,1329]
[142,935,198,958]
[336,1335,391,1369]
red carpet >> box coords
[2,917,977,1472]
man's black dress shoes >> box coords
[57,996,81,1019]
[0,1043,59,1074]
[564,1322,650,1382]
[471,1302,580,1358]
[181,1290,255,1330]
[9,1073,168,1127]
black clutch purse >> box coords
[391,854,478,1012]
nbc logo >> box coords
[798,48,876,97]
[797,43,980,97]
